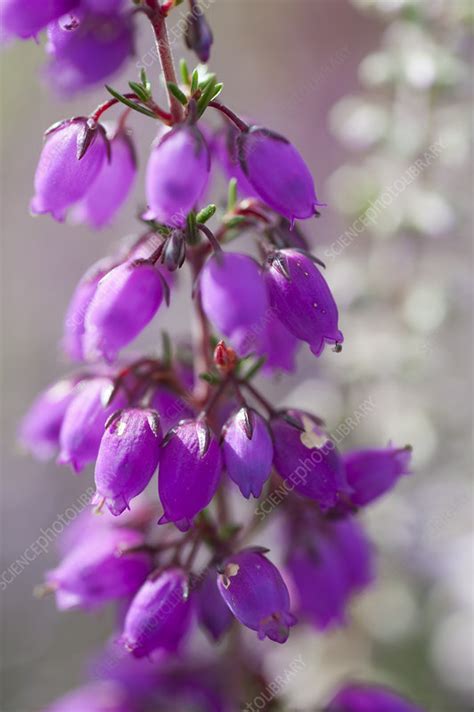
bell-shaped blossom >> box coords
[57,376,126,472]
[343,445,412,507]
[217,548,296,643]
[214,124,258,198]
[325,683,425,712]
[237,126,320,223]
[256,309,299,375]
[222,407,273,498]
[200,252,269,356]
[285,514,373,630]
[0,0,78,41]
[62,257,115,362]
[151,387,195,433]
[44,9,135,96]
[120,568,192,657]
[19,377,79,460]
[264,248,343,357]
[145,125,210,227]
[184,10,213,62]
[158,419,222,531]
[196,568,233,641]
[83,259,164,363]
[271,410,351,511]
[72,129,136,229]
[44,681,133,712]
[30,118,108,222]
[45,526,152,610]
[94,408,162,516]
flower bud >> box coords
[158,419,222,531]
[19,378,79,460]
[184,10,213,63]
[217,548,296,643]
[45,10,135,96]
[343,445,412,507]
[57,376,126,472]
[200,252,269,356]
[145,125,210,227]
[271,410,351,511]
[0,0,78,41]
[30,118,107,221]
[120,568,192,657]
[196,568,233,641]
[72,129,136,229]
[45,526,152,610]
[264,249,343,357]
[94,408,162,516]
[222,408,273,498]
[326,683,425,712]
[237,127,320,223]
[83,259,164,363]
[162,230,186,271]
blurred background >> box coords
[1,0,473,710]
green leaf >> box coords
[186,210,198,245]
[197,77,219,117]
[198,73,216,91]
[129,81,151,103]
[199,371,221,385]
[227,178,238,211]
[210,82,224,101]
[224,215,247,229]
[196,204,217,224]
[140,67,151,93]
[167,82,188,106]
[190,68,199,94]
[161,331,172,367]
[179,58,190,86]
[243,356,266,381]
[105,85,157,119]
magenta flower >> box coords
[343,445,412,507]
[222,407,273,498]
[200,252,269,356]
[57,376,126,473]
[83,259,164,363]
[45,526,152,611]
[214,124,259,199]
[264,248,343,357]
[217,548,296,643]
[30,118,108,222]
[326,683,425,712]
[196,568,233,642]
[145,125,210,227]
[72,129,136,229]
[62,257,115,362]
[0,0,78,41]
[271,410,351,511]
[237,126,320,223]
[44,9,135,96]
[19,378,79,460]
[120,568,192,657]
[158,419,222,531]
[94,408,162,516]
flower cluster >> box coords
[9,1,424,710]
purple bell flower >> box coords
[120,568,192,657]
[285,514,373,630]
[19,377,80,460]
[151,387,195,433]
[45,526,152,610]
[184,9,213,63]
[44,9,135,96]
[57,376,126,473]
[145,125,210,227]
[343,445,413,507]
[264,248,343,357]
[222,407,273,498]
[30,118,108,222]
[158,419,222,531]
[200,252,269,356]
[94,408,162,516]
[0,0,78,41]
[214,124,259,199]
[83,259,164,363]
[271,410,351,511]
[237,126,320,223]
[62,256,115,362]
[256,309,299,375]
[326,683,425,712]
[196,568,233,642]
[72,129,136,229]
[217,548,296,643]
